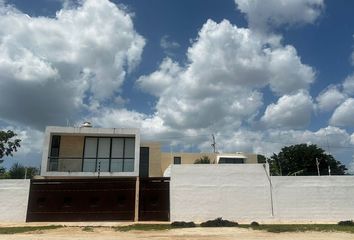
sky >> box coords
[0,0,354,172]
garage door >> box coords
[26,178,136,222]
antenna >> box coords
[211,134,217,153]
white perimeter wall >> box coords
[170,165,354,222]
[272,176,354,222]
[0,180,30,222]
[170,164,273,222]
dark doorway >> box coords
[139,147,149,178]
[139,178,170,221]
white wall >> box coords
[0,180,30,222]
[272,176,354,221]
[170,165,354,222]
[170,164,273,222]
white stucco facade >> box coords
[170,165,354,223]
[170,164,273,222]
[272,176,354,221]
[0,180,30,222]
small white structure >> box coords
[216,153,248,164]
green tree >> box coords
[268,144,347,176]
[257,154,267,163]
[8,163,38,179]
[0,130,21,160]
[194,155,211,164]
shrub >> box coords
[200,218,238,227]
[171,221,196,228]
[250,221,260,227]
[338,220,354,226]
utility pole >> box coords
[211,134,216,153]
[316,158,320,176]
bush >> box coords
[200,218,238,227]
[338,220,354,226]
[171,221,196,228]
[250,221,260,227]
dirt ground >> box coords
[0,226,353,240]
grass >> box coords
[239,224,354,234]
[0,225,63,234]
[114,224,172,232]
[1,223,354,234]
[115,223,354,234]
[82,226,94,232]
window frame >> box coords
[173,156,181,165]
[82,136,135,172]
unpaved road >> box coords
[0,227,353,240]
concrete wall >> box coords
[170,164,272,222]
[272,176,354,222]
[170,165,354,223]
[0,180,30,222]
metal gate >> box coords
[26,178,136,222]
[139,178,170,221]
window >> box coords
[49,135,61,171]
[173,156,181,164]
[82,137,135,172]
[218,157,244,164]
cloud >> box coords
[343,74,354,96]
[160,35,180,56]
[330,98,354,127]
[137,58,182,97]
[235,0,324,30]
[0,0,145,129]
[316,85,347,112]
[138,20,315,134]
[261,90,314,129]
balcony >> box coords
[47,157,135,173]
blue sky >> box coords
[0,0,354,172]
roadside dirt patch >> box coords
[0,226,354,240]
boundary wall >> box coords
[0,180,30,222]
[170,165,354,223]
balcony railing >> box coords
[48,157,134,173]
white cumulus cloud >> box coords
[235,0,324,30]
[138,20,315,133]
[0,0,145,129]
[261,91,314,129]
[330,98,354,127]
[316,85,347,112]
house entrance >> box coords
[139,177,170,221]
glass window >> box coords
[124,159,134,172]
[218,157,244,164]
[111,158,123,172]
[83,158,96,172]
[84,138,97,158]
[174,156,181,164]
[125,138,135,158]
[82,137,135,173]
[83,138,97,172]
[111,138,124,158]
[97,138,110,158]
